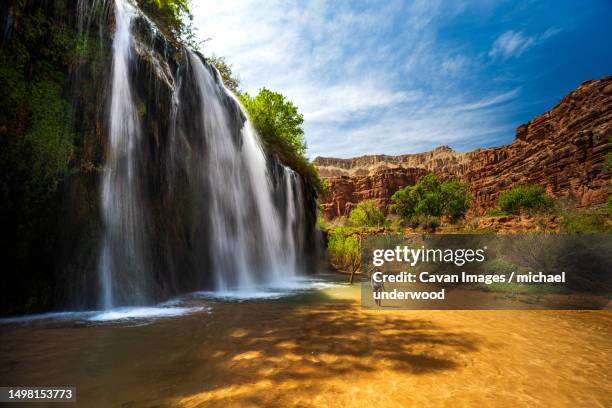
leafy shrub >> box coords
[440,180,472,221]
[390,174,471,222]
[327,228,361,277]
[389,183,420,219]
[239,88,325,194]
[561,206,611,234]
[138,0,193,40]
[316,208,328,230]
[347,200,387,227]
[497,185,554,214]
[240,88,305,155]
[413,174,444,216]
[407,214,440,232]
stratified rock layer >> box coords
[322,168,428,219]
[315,77,612,218]
[316,146,470,178]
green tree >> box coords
[240,88,325,193]
[327,228,361,284]
[240,88,306,156]
[497,185,554,214]
[390,174,472,222]
[440,181,472,222]
[389,184,419,219]
[347,200,387,227]
[139,0,193,39]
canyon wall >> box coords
[315,77,612,219]
[0,0,321,315]
[321,168,428,219]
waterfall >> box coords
[98,0,148,309]
[283,166,305,277]
[186,53,300,291]
[95,0,313,308]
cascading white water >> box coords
[187,53,302,291]
[283,166,304,276]
[97,0,311,308]
[98,0,147,309]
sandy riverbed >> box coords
[1,282,610,407]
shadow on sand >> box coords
[163,295,481,407]
[0,291,482,407]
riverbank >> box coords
[1,280,610,407]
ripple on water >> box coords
[0,277,341,324]
[0,306,209,326]
[87,306,207,322]
[194,277,342,301]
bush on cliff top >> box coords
[390,174,471,223]
[239,88,325,194]
[347,200,388,227]
[497,185,554,214]
[138,0,195,43]
[204,56,325,195]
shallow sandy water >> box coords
[0,282,610,407]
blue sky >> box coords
[192,0,612,158]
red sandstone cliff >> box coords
[315,77,612,219]
[321,168,428,218]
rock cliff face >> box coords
[464,78,611,214]
[0,0,321,315]
[315,77,612,218]
[316,146,469,178]
[322,168,428,219]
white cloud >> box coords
[489,27,562,60]
[441,55,469,76]
[288,83,421,123]
[489,31,534,59]
[306,88,520,158]
[191,1,527,158]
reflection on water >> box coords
[0,276,341,325]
